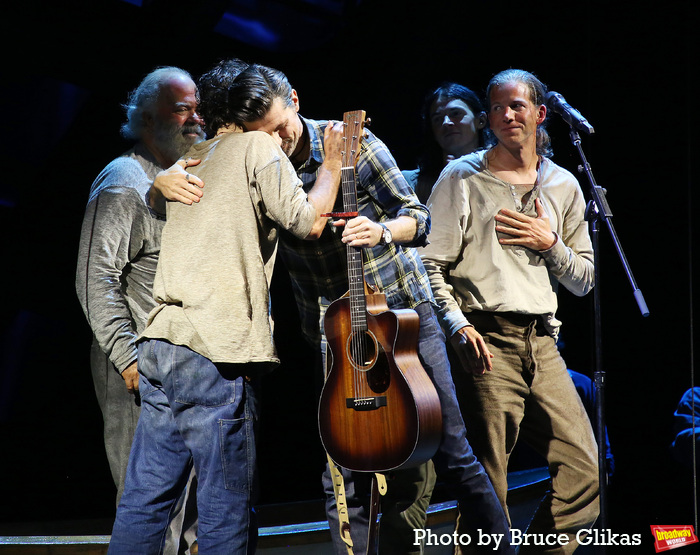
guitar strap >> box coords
[327,453,355,555]
[326,453,388,555]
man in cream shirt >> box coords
[420,69,599,554]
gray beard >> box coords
[153,121,205,164]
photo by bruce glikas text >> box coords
[413,528,643,549]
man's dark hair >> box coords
[197,59,294,137]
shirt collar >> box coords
[298,115,325,170]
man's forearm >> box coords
[384,215,417,244]
[305,161,342,237]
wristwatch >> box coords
[378,223,393,246]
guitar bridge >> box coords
[346,397,387,411]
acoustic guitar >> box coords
[318,110,443,472]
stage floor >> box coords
[0,468,551,554]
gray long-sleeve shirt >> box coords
[76,143,164,372]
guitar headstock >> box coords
[341,110,367,168]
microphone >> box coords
[545,91,595,134]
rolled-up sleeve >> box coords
[357,131,430,246]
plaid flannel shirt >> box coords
[277,116,434,347]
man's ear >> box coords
[142,111,154,131]
[476,111,487,129]
[536,105,547,125]
[291,89,300,113]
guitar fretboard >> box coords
[341,166,368,333]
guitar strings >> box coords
[341,115,368,402]
[343,174,365,401]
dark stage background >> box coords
[1,0,696,546]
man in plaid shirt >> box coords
[239,61,516,555]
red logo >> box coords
[650,525,699,552]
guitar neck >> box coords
[341,166,368,333]
[339,110,368,333]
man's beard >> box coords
[153,120,205,163]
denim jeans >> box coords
[109,340,259,555]
[91,338,199,555]
[324,303,513,554]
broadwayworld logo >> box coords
[650,525,699,552]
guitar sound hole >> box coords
[346,330,378,371]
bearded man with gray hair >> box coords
[76,66,204,554]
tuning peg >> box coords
[365,117,372,127]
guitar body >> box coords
[319,289,443,472]
[317,109,442,474]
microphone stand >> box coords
[568,127,650,534]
